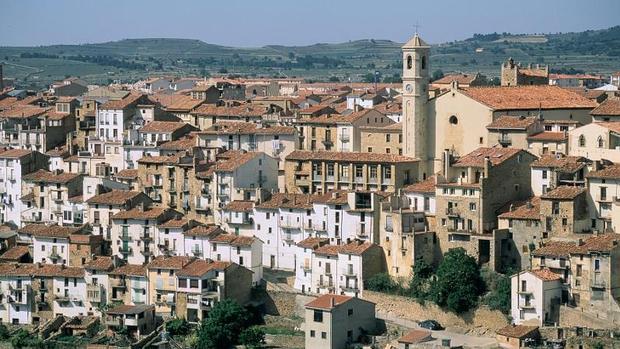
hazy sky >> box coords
[1,0,619,47]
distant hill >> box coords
[1,26,619,89]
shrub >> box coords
[366,273,397,293]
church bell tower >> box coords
[402,33,430,179]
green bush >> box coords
[0,323,9,340]
[196,299,251,349]
[10,329,44,349]
[430,248,485,313]
[483,271,512,314]
[239,326,266,349]
[366,273,397,293]
[166,318,191,336]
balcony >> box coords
[280,217,301,229]
[319,281,334,290]
[356,224,370,238]
[111,278,127,289]
[192,247,202,257]
[313,223,327,232]
[49,250,61,260]
[498,135,512,146]
[141,231,153,241]
[340,284,359,293]
[339,134,350,143]
[86,284,104,303]
[445,207,460,218]
[322,139,333,147]
[302,264,312,272]
[120,233,132,242]
[119,246,133,254]
[140,247,153,256]
[519,303,535,310]
[384,224,393,232]
[105,316,124,327]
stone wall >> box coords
[362,290,508,336]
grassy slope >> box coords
[1,26,618,89]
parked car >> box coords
[418,320,443,331]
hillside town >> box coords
[0,29,620,349]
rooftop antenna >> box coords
[414,21,421,35]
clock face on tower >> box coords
[405,84,413,93]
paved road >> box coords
[377,311,498,348]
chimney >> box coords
[509,204,514,212]
[442,149,451,179]
[483,156,491,178]
[578,239,584,246]
[330,296,335,307]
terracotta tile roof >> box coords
[297,109,384,125]
[461,86,596,110]
[541,186,585,200]
[2,263,85,278]
[586,164,620,179]
[213,151,260,172]
[100,93,145,110]
[160,135,197,150]
[223,200,254,212]
[496,324,539,339]
[520,68,548,78]
[19,224,82,238]
[296,237,330,249]
[580,234,620,253]
[531,154,589,173]
[178,259,232,278]
[531,268,562,281]
[398,329,433,344]
[158,218,193,229]
[163,95,204,111]
[255,193,314,210]
[110,264,146,276]
[210,234,256,247]
[184,225,224,238]
[487,116,538,130]
[591,97,620,116]
[338,240,375,255]
[596,121,620,134]
[452,147,522,167]
[433,73,479,85]
[403,176,436,194]
[193,103,265,117]
[286,150,418,163]
[498,197,541,220]
[312,190,350,205]
[359,123,402,133]
[46,111,72,121]
[111,207,170,220]
[107,304,154,315]
[147,255,194,270]
[532,241,578,258]
[140,121,189,133]
[115,169,139,179]
[0,148,33,159]
[23,169,80,184]
[0,246,30,261]
[86,190,143,206]
[527,131,567,142]
[305,294,353,310]
[314,244,341,257]
[199,121,295,135]
[45,146,70,158]
[0,105,50,118]
[84,256,114,271]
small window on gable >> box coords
[449,115,458,125]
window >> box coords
[348,308,353,316]
[321,332,327,339]
[369,166,377,179]
[469,203,476,211]
[386,134,391,142]
[310,330,315,337]
[313,310,323,322]
[579,135,586,147]
[179,279,187,288]
[406,55,412,69]
[449,115,458,125]
[383,167,392,180]
[595,259,600,271]
[597,136,604,148]
[421,55,426,69]
[190,279,198,288]
[542,170,547,179]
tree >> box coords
[196,299,250,349]
[483,272,511,314]
[10,329,43,349]
[365,272,397,293]
[328,76,340,82]
[0,323,9,340]
[239,326,265,349]
[408,258,434,301]
[430,248,485,313]
[166,318,191,336]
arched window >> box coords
[407,55,412,70]
[421,55,426,70]
[597,136,604,148]
[579,135,586,147]
[449,115,458,125]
